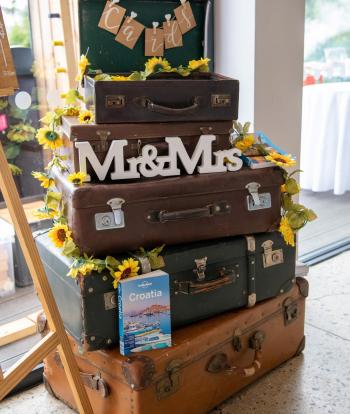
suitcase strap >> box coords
[245,235,256,307]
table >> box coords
[300,82,350,195]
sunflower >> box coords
[76,54,90,82]
[48,224,72,248]
[188,57,210,72]
[32,171,55,189]
[279,216,295,247]
[265,152,296,168]
[78,110,94,124]
[68,262,95,279]
[32,206,58,220]
[36,127,63,150]
[145,57,171,75]
[63,106,80,117]
[113,258,140,288]
[7,124,36,143]
[235,134,255,152]
[67,172,87,186]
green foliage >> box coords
[306,31,350,62]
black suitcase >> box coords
[35,231,296,351]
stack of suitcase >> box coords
[37,1,308,413]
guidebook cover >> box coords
[118,270,171,355]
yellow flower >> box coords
[32,171,55,189]
[68,262,95,279]
[110,75,131,81]
[32,207,58,220]
[36,127,63,150]
[55,67,67,73]
[67,172,87,186]
[235,134,255,152]
[265,152,296,168]
[145,57,171,75]
[113,258,140,288]
[63,106,80,117]
[188,57,210,72]
[279,216,295,247]
[76,54,90,81]
[281,184,287,193]
[78,110,94,124]
[7,124,36,143]
[48,224,72,248]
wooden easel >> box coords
[0,8,93,413]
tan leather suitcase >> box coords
[43,277,308,414]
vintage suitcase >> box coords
[43,277,308,414]
[35,231,296,352]
[79,1,239,124]
[53,167,284,256]
[60,116,233,179]
[84,73,239,124]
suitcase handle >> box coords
[52,351,110,398]
[135,97,200,115]
[174,271,236,295]
[207,331,265,378]
[147,202,231,223]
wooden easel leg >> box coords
[0,142,93,413]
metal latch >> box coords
[262,240,284,268]
[211,94,231,107]
[94,198,125,231]
[106,95,126,108]
[246,182,272,211]
[283,298,298,325]
[193,257,207,281]
[156,360,182,400]
[104,292,117,310]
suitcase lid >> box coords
[78,0,214,73]
[61,116,233,141]
[55,168,284,209]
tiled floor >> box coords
[2,251,350,414]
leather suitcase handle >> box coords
[207,331,265,378]
[53,351,109,398]
[174,272,236,295]
[135,97,200,115]
[148,202,231,223]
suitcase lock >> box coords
[246,182,272,211]
[95,198,125,231]
[262,240,284,268]
[193,257,207,281]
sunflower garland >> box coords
[78,110,94,125]
[67,172,87,186]
[113,258,140,289]
[36,127,63,151]
[48,223,72,248]
[32,171,55,189]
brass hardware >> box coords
[245,235,256,252]
[193,257,207,281]
[156,360,182,400]
[249,330,265,351]
[262,240,284,268]
[96,130,111,141]
[106,95,126,108]
[247,293,257,307]
[207,353,229,373]
[104,291,117,311]
[122,355,155,391]
[283,297,298,325]
[211,94,231,107]
[232,328,242,352]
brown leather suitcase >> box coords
[54,167,284,256]
[84,73,239,124]
[43,277,308,414]
[60,116,233,180]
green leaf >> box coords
[149,255,165,270]
[284,178,300,195]
[286,211,307,230]
[243,122,251,135]
[306,209,317,221]
[62,239,80,257]
[105,256,121,270]
[4,143,20,160]
[128,71,143,81]
[281,194,294,211]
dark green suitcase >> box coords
[79,0,214,73]
[35,231,296,352]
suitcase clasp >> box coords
[94,198,126,231]
[156,360,182,400]
[193,257,207,281]
[262,240,284,268]
[246,182,272,211]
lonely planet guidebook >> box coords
[118,270,171,355]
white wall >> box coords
[215,0,305,160]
